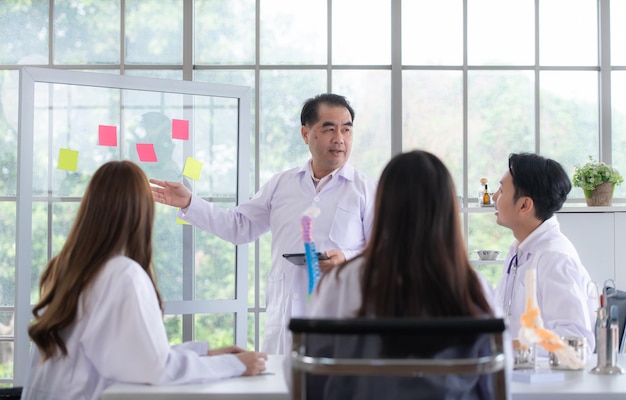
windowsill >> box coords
[557,204,626,212]
[470,259,503,265]
[462,204,626,213]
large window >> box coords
[0,0,620,385]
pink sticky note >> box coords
[172,119,189,140]
[98,125,117,146]
[136,143,158,162]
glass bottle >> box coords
[483,183,491,205]
[479,178,490,206]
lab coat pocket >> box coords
[329,203,364,249]
[265,271,285,328]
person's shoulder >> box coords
[344,256,365,270]
[335,256,365,281]
[100,255,149,285]
[526,217,574,253]
[277,164,303,176]
[263,165,306,185]
[354,168,377,185]
[84,256,152,307]
[312,257,364,316]
[531,233,588,276]
[532,228,579,258]
[340,164,377,187]
[106,254,142,270]
[320,257,361,283]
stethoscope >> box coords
[502,253,519,317]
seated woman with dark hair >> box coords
[307,150,511,399]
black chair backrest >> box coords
[0,387,22,400]
[289,317,506,336]
[289,317,508,400]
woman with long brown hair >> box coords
[22,160,266,400]
[308,150,509,399]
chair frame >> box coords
[289,317,508,400]
[603,280,626,352]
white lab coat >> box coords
[494,215,597,358]
[180,160,376,354]
[309,256,505,322]
[21,255,245,400]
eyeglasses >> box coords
[503,253,519,317]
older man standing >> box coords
[150,93,377,354]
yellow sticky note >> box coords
[57,148,79,172]
[183,156,203,181]
[176,217,190,225]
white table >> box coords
[101,354,290,400]
[510,355,626,400]
[102,354,626,400]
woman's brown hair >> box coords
[345,150,492,318]
[28,160,162,360]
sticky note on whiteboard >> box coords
[136,143,158,162]
[98,125,118,146]
[172,119,189,140]
[57,148,79,172]
[183,156,203,181]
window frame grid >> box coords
[0,0,617,385]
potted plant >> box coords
[572,156,624,206]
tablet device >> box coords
[282,252,329,266]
